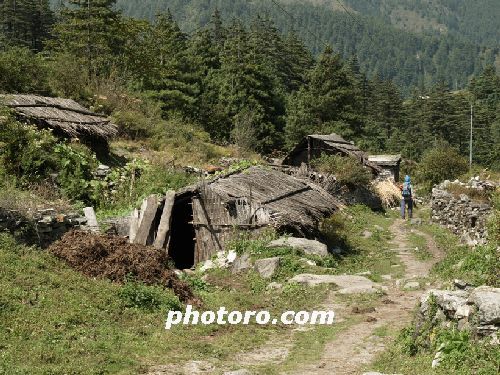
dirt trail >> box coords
[287,219,444,375]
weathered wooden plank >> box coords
[128,208,140,243]
[83,207,99,233]
[133,195,158,245]
[153,191,175,250]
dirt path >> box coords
[286,219,444,375]
[147,220,445,375]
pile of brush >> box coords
[372,179,401,208]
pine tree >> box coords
[285,46,358,146]
[0,0,53,51]
[135,12,199,118]
[50,0,123,77]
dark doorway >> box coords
[168,196,196,269]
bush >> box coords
[0,47,51,94]
[311,154,372,186]
[416,145,468,192]
[0,115,98,203]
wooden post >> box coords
[153,190,175,250]
[128,208,140,243]
[307,136,311,166]
[133,195,158,245]
[83,207,99,233]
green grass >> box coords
[372,326,500,375]
[418,224,499,287]
[321,205,402,280]
[0,233,331,374]
[407,231,433,261]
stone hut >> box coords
[282,134,382,175]
[368,154,402,181]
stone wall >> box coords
[0,208,87,247]
[431,178,496,246]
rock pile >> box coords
[431,177,496,246]
[418,283,500,341]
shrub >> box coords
[416,145,468,192]
[0,47,51,94]
[0,116,98,203]
[311,154,372,186]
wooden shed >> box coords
[132,167,341,269]
[368,154,402,182]
[282,134,382,175]
[1,94,117,155]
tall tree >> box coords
[0,0,53,51]
[51,0,123,77]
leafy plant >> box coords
[118,280,182,312]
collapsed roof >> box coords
[282,133,382,174]
[1,94,117,148]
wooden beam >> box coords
[153,190,175,250]
[128,208,140,243]
[133,195,158,245]
[83,207,99,233]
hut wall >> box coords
[191,184,271,264]
[287,138,345,167]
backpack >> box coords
[402,182,412,198]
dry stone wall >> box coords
[0,208,87,246]
[431,178,496,246]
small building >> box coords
[368,154,402,182]
[1,94,117,156]
[132,167,341,269]
[282,134,382,175]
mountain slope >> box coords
[50,0,499,93]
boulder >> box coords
[403,281,420,290]
[223,370,252,375]
[467,286,500,325]
[254,257,281,278]
[268,237,328,257]
[266,282,283,291]
[231,253,252,274]
[289,274,385,294]
[420,290,469,318]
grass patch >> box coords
[420,224,499,287]
[407,231,433,261]
[0,232,331,374]
[373,326,499,375]
[321,205,400,279]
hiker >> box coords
[400,175,413,219]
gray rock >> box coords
[266,282,283,291]
[467,286,500,325]
[231,254,252,274]
[268,237,328,257]
[289,274,386,294]
[410,218,422,225]
[254,257,280,278]
[420,290,469,317]
[403,281,420,290]
[362,230,373,238]
[223,370,252,375]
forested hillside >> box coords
[99,0,500,94]
[3,0,500,167]
[343,0,500,47]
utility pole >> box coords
[469,103,473,169]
